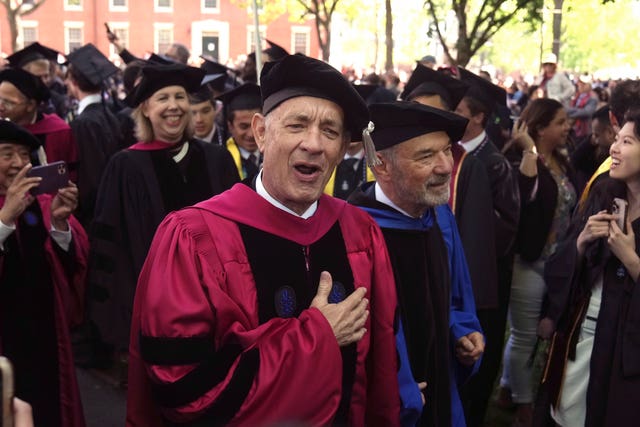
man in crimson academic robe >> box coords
[349,101,484,427]
[127,53,400,426]
[0,121,88,427]
[0,68,78,182]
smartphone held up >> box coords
[610,197,629,233]
[26,161,69,196]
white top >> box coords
[0,218,71,251]
[77,93,102,115]
[551,278,603,427]
[374,182,416,218]
[256,171,317,219]
[459,130,486,153]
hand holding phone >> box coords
[26,161,69,196]
[610,197,629,233]
[105,22,117,42]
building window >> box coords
[246,27,266,55]
[155,0,172,12]
[202,0,219,13]
[291,27,310,56]
[64,0,82,11]
[107,23,129,57]
[20,22,38,49]
[64,23,84,53]
[109,0,127,12]
[154,24,173,55]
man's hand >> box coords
[50,181,78,231]
[13,398,34,427]
[418,381,427,406]
[0,163,40,226]
[455,331,484,366]
[310,271,369,347]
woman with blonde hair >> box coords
[89,63,239,371]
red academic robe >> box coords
[127,183,400,427]
[0,194,88,427]
[24,114,78,182]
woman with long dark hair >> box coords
[499,98,577,426]
[535,109,640,426]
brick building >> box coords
[0,0,320,67]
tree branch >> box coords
[425,0,455,65]
[19,0,46,17]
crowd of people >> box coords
[0,31,639,427]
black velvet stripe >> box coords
[139,335,215,365]
[237,222,357,425]
[163,349,259,427]
[151,343,243,408]
[91,222,116,241]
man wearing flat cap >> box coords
[127,54,400,427]
[0,67,78,182]
[0,121,88,427]
[349,101,483,427]
[7,42,70,119]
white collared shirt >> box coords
[0,219,71,251]
[76,93,102,115]
[374,182,416,219]
[459,130,487,153]
[238,145,261,162]
[256,171,317,219]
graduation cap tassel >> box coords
[363,121,381,168]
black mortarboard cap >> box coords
[125,63,206,107]
[200,56,233,75]
[6,42,59,67]
[458,67,506,115]
[353,84,378,104]
[189,85,214,104]
[368,101,468,150]
[217,83,261,112]
[260,54,369,141]
[264,39,289,61]
[0,68,50,102]
[66,43,119,87]
[147,52,176,65]
[201,72,227,91]
[0,120,42,150]
[400,63,469,111]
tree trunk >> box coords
[320,20,331,62]
[8,8,18,52]
[384,0,393,72]
[552,0,564,59]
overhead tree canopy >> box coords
[424,0,544,67]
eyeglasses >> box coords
[0,97,26,111]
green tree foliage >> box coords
[424,0,544,67]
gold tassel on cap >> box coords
[363,121,381,167]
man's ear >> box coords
[252,113,267,153]
[609,110,620,132]
[371,153,391,182]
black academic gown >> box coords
[349,185,452,427]
[461,136,520,427]
[89,139,240,352]
[71,102,124,228]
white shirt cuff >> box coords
[50,222,72,252]
[0,220,16,251]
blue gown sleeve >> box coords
[395,317,423,427]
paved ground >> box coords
[76,368,126,427]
